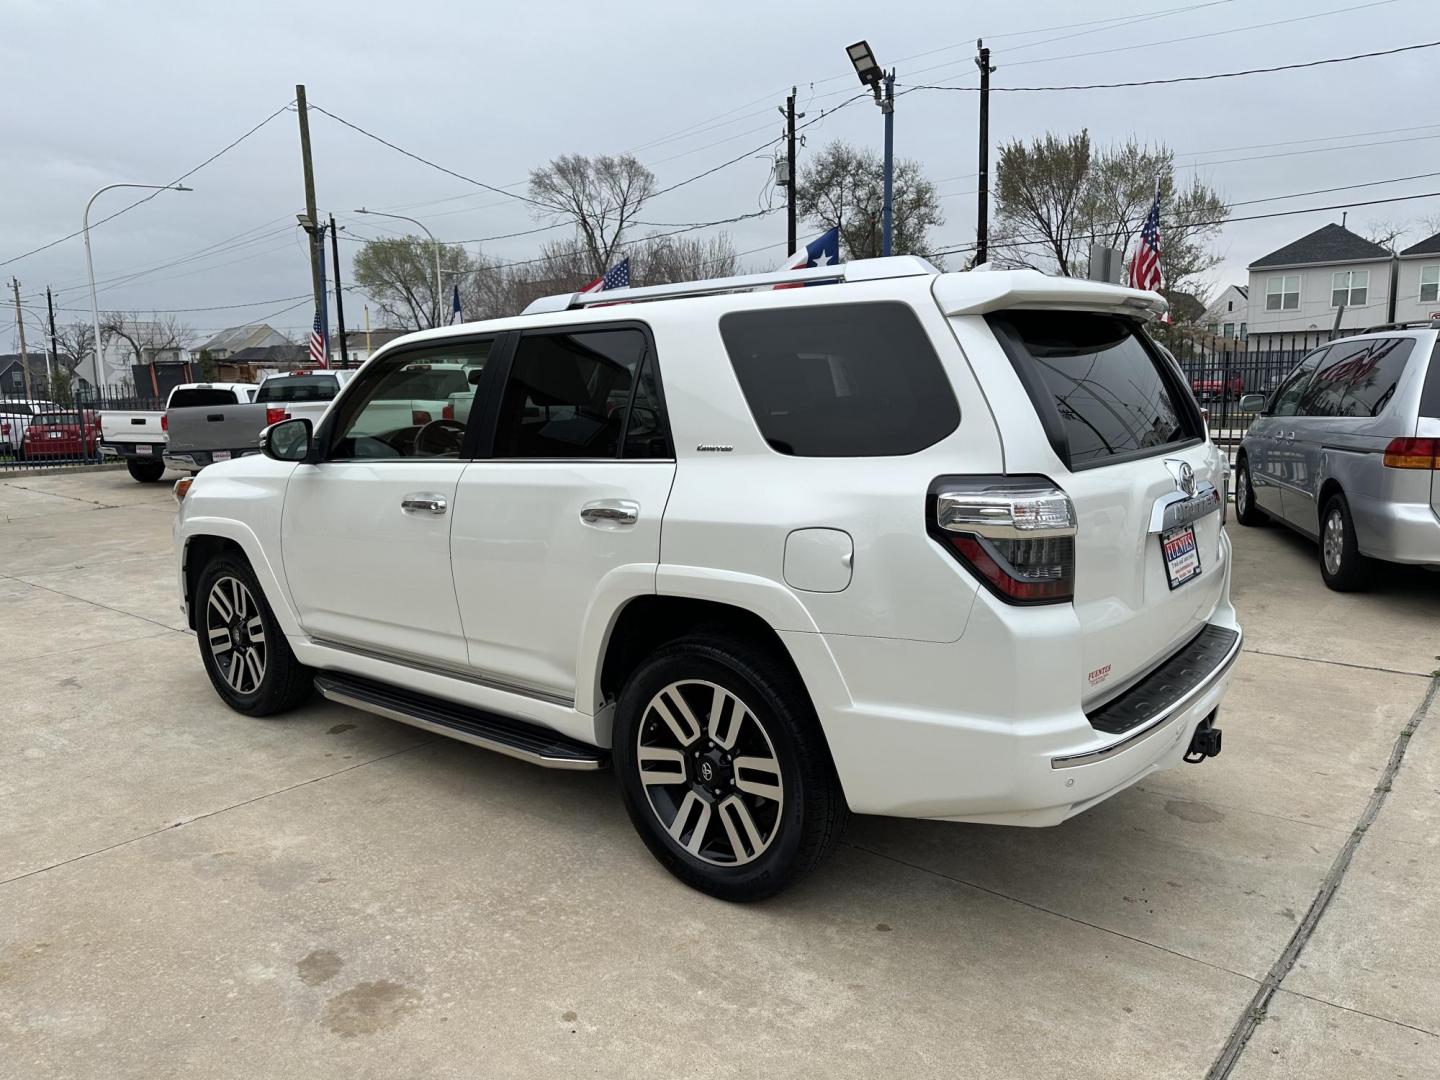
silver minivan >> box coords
[1234,325,1440,589]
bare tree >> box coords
[993,131,1093,275]
[1358,219,1408,253]
[631,233,739,284]
[528,154,656,277]
[796,141,944,261]
[52,321,95,374]
[353,236,479,330]
[100,312,197,367]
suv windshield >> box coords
[989,311,1198,468]
[257,375,340,403]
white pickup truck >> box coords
[101,382,257,482]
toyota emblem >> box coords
[1178,461,1196,497]
[700,761,714,782]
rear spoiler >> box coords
[932,269,1168,322]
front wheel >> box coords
[127,458,165,483]
[195,554,313,715]
[612,635,848,901]
[1319,493,1372,592]
[1234,459,1267,526]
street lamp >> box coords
[354,208,442,328]
[83,182,191,390]
[846,40,895,257]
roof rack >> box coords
[520,255,940,315]
[1358,319,1440,333]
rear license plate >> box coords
[1161,525,1202,590]
[213,450,232,461]
[135,444,152,455]
[48,431,64,438]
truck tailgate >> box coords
[165,403,269,453]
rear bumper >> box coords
[1350,491,1440,566]
[164,449,258,473]
[101,441,165,460]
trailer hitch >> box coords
[1184,712,1222,764]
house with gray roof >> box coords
[197,324,292,360]
[1394,230,1440,325]
[1245,223,1396,350]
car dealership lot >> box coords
[1,469,1436,1079]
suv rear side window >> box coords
[1298,337,1415,417]
[169,388,240,408]
[256,375,340,403]
[719,302,958,456]
[989,311,1198,467]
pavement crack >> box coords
[10,577,187,633]
[1242,647,1434,681]
[1275,987,1440,1040]
[1204,674,1440,1080]
[843,839,1258,985]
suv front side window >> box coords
[327,342,492,460]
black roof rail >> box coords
[1357,320,1440,333]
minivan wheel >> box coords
[1234,459,1266,526]
[612,635,848,901]
[195,554,313,715]
[127,458,165,483]
[1319,493,1371,592]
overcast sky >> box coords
[2,0,1436,346]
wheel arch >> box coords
[1318,476,1345,529]
[180,518,300,637]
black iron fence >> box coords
[1,385,166,473]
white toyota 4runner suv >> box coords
[173,256,1241,900]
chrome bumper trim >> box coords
[1051,627,1242,769]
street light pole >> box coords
[881,70,895,258]
[354,208,442,328]
[83,182,191,390]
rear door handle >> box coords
[401,493,448,515]
[580,500,639,527]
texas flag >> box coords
[773,227,840,288]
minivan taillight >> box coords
[1382,437,1438,469]
[265,407,288,426]
[929,477,1078,604]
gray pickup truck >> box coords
[163,371,354,473]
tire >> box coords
[194,553,313,716]
[1319,492,1372,592]
[127,458,165,483]
[1234,458,1267,526]
[612,634,848,902]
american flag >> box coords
[1129,180,1169,321]
[578,257,630,294]
[307,307,328,368]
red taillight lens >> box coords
[441,403,454,421]
[265,407,288,426]
[931,477,1078,605]
[412,410,432,425]
[1382,437,1438,469]
[161,414,168,432]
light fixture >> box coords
[847,40,883,91]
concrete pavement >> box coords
[1,468,1436,1078]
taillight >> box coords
[441,403,454,421]
[412,410,432,425]
[161,414,168,432]
[265,407,288,426]
[1382,437,1438,469]
[929,477,1078,604]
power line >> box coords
[0,103,293,269]
[907,39,1440,93]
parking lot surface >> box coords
[2,468,1437,1079]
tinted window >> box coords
[1421,339,1440,420]
[1298,337,1415,418]
[0,404,34,416]
[720,302,958,456]
[329,343,491,460]
[35,412,82,425]
[493,328,659,459]
[991,311,1194,466]
[1270,349,1325,417]
[622,355,671,459]
[169,388,240,408]
[257,375,341,403]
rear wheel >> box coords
[195,554,312,715]
[1234,458,1266,526]
[127,458,165,483]
[612,635,847,901]
[1319,492,1372,592]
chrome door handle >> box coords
[400,493,448,515]
[580,500,639,526]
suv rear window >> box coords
[988,311,1198,468]
[256,375,339,403]
[169,388,240,408]
[719,302,959,456]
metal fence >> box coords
[1,385,166,474]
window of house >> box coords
[1265,275,1300,311]
[1226,300,1234,312]
[1222,322,1235,338]
[1420,265,1440,304]
[1239,322,1247,338]
[1330,269,1369,308]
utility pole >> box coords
[785,87,798,253]
[975,40,996,266]
[329,213,348,367]
[10,278,33,398]
[46,287,59,392]
[881,71,895,257]
[294,84,326,345]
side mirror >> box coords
[260,417,312,462]
[467,367,484,386]
[1238,393,1266,413]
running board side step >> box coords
[314,673,607,771]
